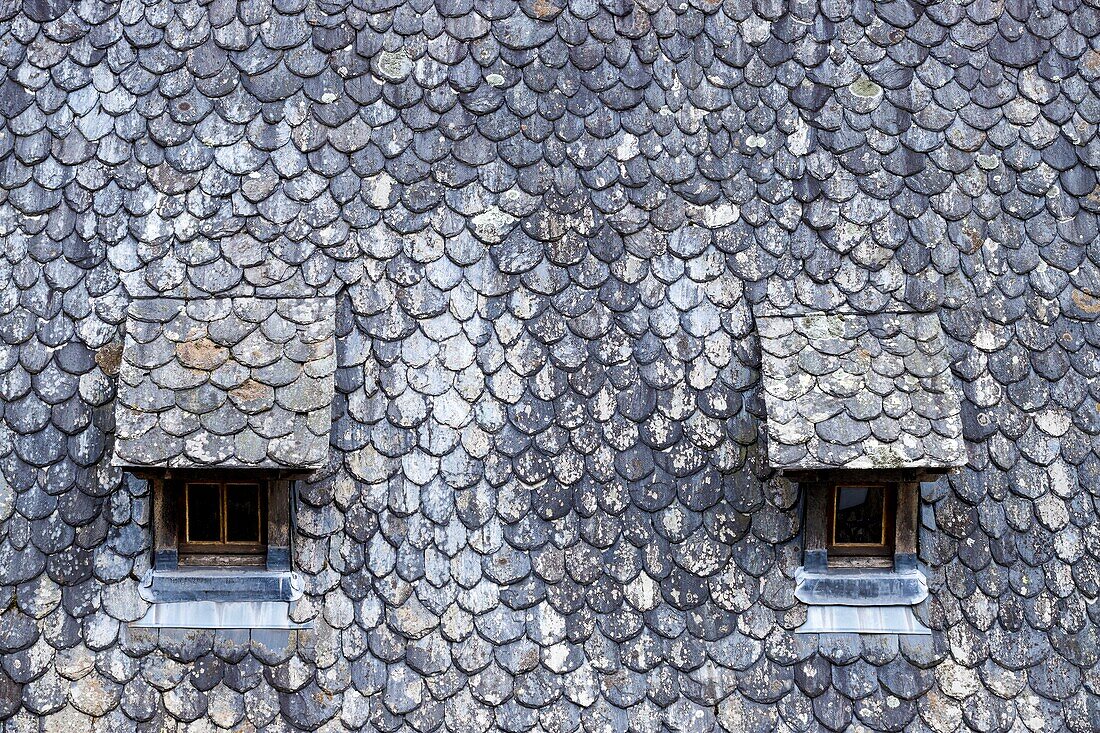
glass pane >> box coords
[833,486,885,545]
[186,483,221,542]
[225,484,261,543]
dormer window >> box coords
[755,309,967,635]
[128,469,306,632]
[788,472,928,634]
[111,296,338,630]
[827,483,895,563]
[148,472,291,572]
[798,473,917,573]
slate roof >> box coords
[757,311,966,471]
[113,297,336,468]
[0,0,1099,731]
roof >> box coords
[112,297,336,469]
[1,0,1098,728]
[756,311,965,472]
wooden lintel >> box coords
[784,467,952,483]
[121,466,309,480]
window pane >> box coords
[225,483,261,543]
[833,486,885,545]
[186,483,221,542]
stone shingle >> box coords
[757,311,966,471]
[0,0,1098,729]
[112,298,336,469]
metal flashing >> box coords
[129,600,310,630]
[139,568,305,603]
[794,566,929,606]
[797,605,931,635]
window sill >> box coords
[132,569,308,630]
[794,565,930,635]
[139,568,304,603]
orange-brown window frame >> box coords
[825,484,896,559]
[177,480,268,560]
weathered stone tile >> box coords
[112,297,336,469]
[757,312,966,471]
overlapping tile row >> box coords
[0,0,1098,730]
[113,297,337,468]
[757,311,966,471]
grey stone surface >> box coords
[0,0,1098,731]
[758,312,967,471]
[112,298,336,468]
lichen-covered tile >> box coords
[112,297,336,468]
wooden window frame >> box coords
[143,470,294,572]
[177,480,268,560]
[795,470,926,572]
[825,483,896,560]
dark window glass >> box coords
[833,486,886,546]
[179,480,266,558]
[186,483,221,542]
[225,484,261,542]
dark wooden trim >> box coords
[799,472,926,569]
[152,475,177,570]
[802,480,829,571]
[267,479,292,571]
[178,541,268,554]
[786,468,948,483]
[139,470,296,570]
[803,482,828,553]
[894,481,920,557]
[178,554,267,567]
[130,467,310,480]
